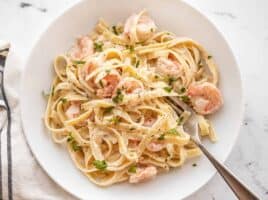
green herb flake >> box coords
[192,163,197,167]
[112,89,124,103]
[67,132,74,142]
[135,60,140,68]
[208,55,212,59]
[67,133,81,151]
[180,95,190,103]
[71,142,82,151]
[93,160,107,170]
[163,87,172,93]
[72,60,86,65]
[158,134,165,140]
[103,106,114,114]
[166,128,178,135]
[94,42,104,52]
[180,87,186,93]
[67,137,72,142]
[126,45,134,53]
[109,116,120,125]
[105,69,111,74]
[60,98,67,104]
[112,25,118,35]
[129,45,134,52]
[150,28,154,32]
[128,165,137,173]
[168,77,177,85]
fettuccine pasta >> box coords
[44,10,223,186]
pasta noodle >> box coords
[44,10,223,186]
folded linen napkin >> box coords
[0,47,75,200]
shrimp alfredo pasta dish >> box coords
[44,10,223,186]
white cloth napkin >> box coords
[1,48,75,200]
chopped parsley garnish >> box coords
[180,87,186,93]
[109,116,120,124]
[168,77,177,85]
[60,98,67,104]
[105,69,111,74]
[166,128,179,135]
[71,142,82,151]
[72,60,86,65]
[112,25,119,35]
[126,45,134,53]
[93,160,107,170]
[112,89,124,103]
[67,133,81,151]
[103,106,114,114]
[129,45,134,52]
[150,28,154,32]
[128,165,137,173]
[94,42,103,52]
[192,163,197,167]
[180,95,190,103]
[135,60,140,68]
[163,87,172,93]
[208,55,212,59]
[67,132,74,142]
[158,134,165,140]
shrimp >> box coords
[96,74,120,98]
[65,102,80,119]
[121,79,143,94]
[143,111,157,127]
[85,61,97,75]
[82,60,98,80]
[147,141,165,152]
[128,138,141,149]
[124,12,156,42]
[155,56,181,79]
[129,166,157,183]
[70,36,93,60]
[187,82,223,115]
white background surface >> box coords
[0,0,268,199]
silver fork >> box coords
[0,40,12,200]
[166,96,260,200]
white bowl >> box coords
[20,0,243,199]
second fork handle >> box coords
[194,140,259,200]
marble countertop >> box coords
[0,0,268,199]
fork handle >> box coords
[195,141,260,200]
